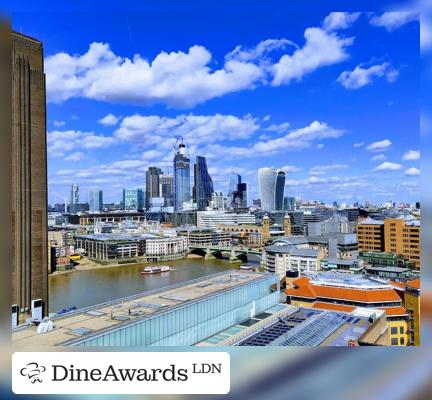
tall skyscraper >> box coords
[258,168,286,211]
[283,196,296,211]
[11,31,48,316]
[232,182,247,209]
[123,189,144,211]
[70,184,79,205]
[173,138,190,211]
[193,156,214,210]
[88,190,103,212]
[145,167,162,209]
[160,174,174,207]
[227,171,241,208]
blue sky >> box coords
[8,3,419,205]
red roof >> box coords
[406,279,420,289]
[286,284,402,303]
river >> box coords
[48,258,251,313]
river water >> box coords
[48,258,246,313]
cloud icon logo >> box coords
[20,362,46,384]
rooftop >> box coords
[235,307,384,346]
[13,271,272,347]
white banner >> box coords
[12,352,230,394]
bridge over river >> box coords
[188,245,265,263]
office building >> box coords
[227,171,241,209]
[74,233,187,262]
[286,273,409,346]
[283,196,296,211]
[122,189,144,211]
[193,156,214,210]
[232,182,247,209]
[196,211,256,229]
[160,174,174,207]
[384,218,420,269]
[70,184,79,205]
[173,138,190,211]
[88,190,103,212]
[265,238,324,279]
[258,168,286,211]
[11,31,48,317]
[211,192,225,210]
[357,218,385,252]
[145,167,162,209]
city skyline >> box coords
[9,8,419,204]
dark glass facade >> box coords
[193,156,214,210]
[145,167,162,209]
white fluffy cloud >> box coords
[371,154,387,162]
[402,150,420,160]
[366,139,392,152]
[47,130,116,157]
[64,152,86,162]
[99,113,120,126]
[45,43,264,108]
[225,38,297,62]
[337,63,399,89]
[53,120,66,127]
[115,113,260,147]
[281,165,302,173]
[310,164,348,175]
[405,167,420,176]
[373,161,402,171]
[370,12,419,32]
[353,142,364,147]
[45,27,356,108]
[204,120,345,158]
[323,12,361,31]
[272,27,353,86]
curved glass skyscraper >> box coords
[193,156,214,210]
[174,140,191,210]
[258,168,286,211]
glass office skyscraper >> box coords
[258,168,286,211]
[88,190,103,212]
[122,189,144,211]
[174,139,190,211]
[160,174,174,207]
[193,156,214,210]
[146,167,162,209]
[227,171,241,209]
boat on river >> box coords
[140,265,170,275]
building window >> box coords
[391,327,398,335]
[399,326,404,334]
[391,338,398,345]
[400,337,405,345]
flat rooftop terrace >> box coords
[13,270,271,347]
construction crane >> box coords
[52,191,68,213]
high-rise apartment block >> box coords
[70,184,79,205]
[11,31,48,317]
